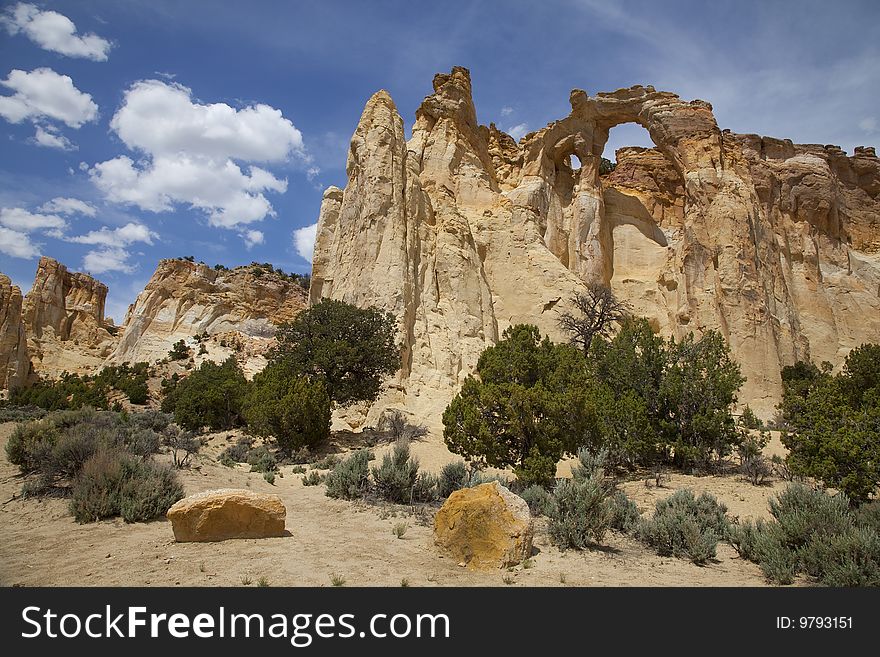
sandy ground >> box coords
[0,422,793,587]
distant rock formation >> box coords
[311,66,880,422]
[0,275,31,390]
[21,256,116,379]
[111,259,308,375]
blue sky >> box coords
[1,0,878,322]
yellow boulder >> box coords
[434,481,534,569]
[167,488,286,542]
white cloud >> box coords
[0,226,40,258]
[83,247,133,274]
[68,222,158,247]
[0,206,66,232]
[90,80,306,229]
[2,3,111,61]
[40,197,96,217]
[33,124,74,150]
[241,229,264,249]
[859,117,877,134]
[0,68,98,128]
[507,123,529,141]
[500,106,514,117]
[292,222,317,262]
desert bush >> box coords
[521,484,556,517]
[608,490,641,533]
[312,454,342,470]
[738,431,771,485]
[325,450,371,500]
[549,476,611,549]
[636,489,730,564]
[0,404,47,423]
[6,418,61,473]
[438,461,468,498]
[302,470,324,486]
[128,410,172,433]
[371,440,421,503]
[125,429,161,459]
[855,501,880,534]
[548,448,614,549]
[739,405,763,429]
[162,426,201,468]
[379,410,428,442]
[290,465,307,475]
[70,449,183,523]
[412,472,439,503]
[218,437,253,465]
[768,484,853,557]
[247,445,277,473]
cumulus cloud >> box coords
[39,197,97,217]
[33,124,74,150]
[90,80,306,229]
[83,247,133,274]
[67,222,158,247]
[0,206,66,232]
[292,222,317,262]
[2,3,111,61]
[0,68,98,128]
[240,229,264,249]
[0,226,40,258]
[507,123,529,141]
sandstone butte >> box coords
[166,488,287,542]
[434,481,534,570]
[311,66,880,425]
[1,67,878,425]
[0,257,308,387]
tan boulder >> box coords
[434,482,534,570]
[166,488,287,542]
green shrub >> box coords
[856,501,880,534]
[290,465,307,475]
[412,472,439,503]
[438,461,468,498]
[768,484,853,560]
[608,490,641,533]
[242,364,331,453]
[371,440,420,503]
[549,476,611,549]
[6,418,60,473]
[325,450,371,499]
[165,357,247,431]
[247,446,277,473]
[263,471,276,485]
[801,527,880,587]
[219,437,253,465]
[302,470,324,486]
[169,339,191,361]
[70,449,183,523]
[636,489,730,564]
[0,404,47,422]
[521,484,556,517]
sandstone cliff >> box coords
[311,66,880,423]
[0,275,31,390]
[20,257,116,379]
[111,260,308,375]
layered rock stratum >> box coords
[110,259,308,376]
[20,257,116,379]
[0,275,31,389]
[311,66,880,421]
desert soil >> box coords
[0,423,794,587]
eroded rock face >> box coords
[112,260,308,374]
[434,482,534,570]
[311,67,880,420]
[21,257,116,378]
[166,488,287,542]
[0,275,31,390]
